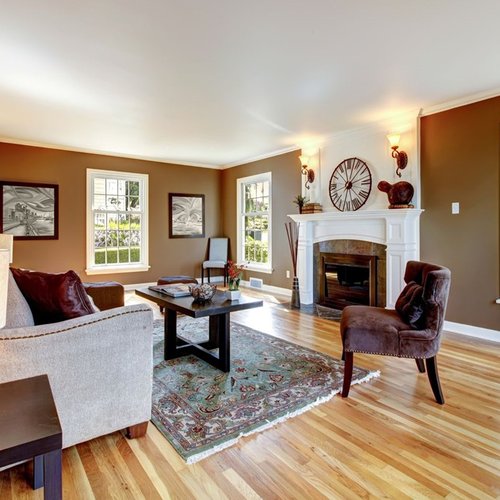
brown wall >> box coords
[221,150,302,289]
[420,96,500,330]
[0,142,221,284]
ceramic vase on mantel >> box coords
[226,289,241,301]
[291,277,301,309]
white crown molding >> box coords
[322,109,422,144]
[4,86,498,171]
[420,88,500,116]
[220,109,423,169]
[221,146,300,169]
[0,137,222,170]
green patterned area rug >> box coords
[151,317,379,463]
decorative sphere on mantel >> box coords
[377,181,414,208]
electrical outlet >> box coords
[286,270,290,278]
[452,202,460,214]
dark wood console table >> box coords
[0,375,62,499]
[135,288,263,372]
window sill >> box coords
[244,265,273,275]
[85,265,150,276]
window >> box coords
[236,172,272,273]
[86,169,149,275]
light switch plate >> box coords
[452,202,460,214]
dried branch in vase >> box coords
[285,221,299,277]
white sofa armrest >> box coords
[0,304,154,448]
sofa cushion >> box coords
[11,268,95,325]
[4,271,35,329]
[395,281,424,328]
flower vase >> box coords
[291,277,300,308]
[226,289,241,301]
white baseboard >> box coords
[444,321,499,343]
[125,277,223,291]
[240,280,292,298]
[125,282,497,343]
[197,276,224,284]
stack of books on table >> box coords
[302,203,323,214]
[148,284,192,297]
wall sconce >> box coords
[299,154,315,189]
[387,134,408,177]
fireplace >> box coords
[319,253,377,309]
[288,209,423,308]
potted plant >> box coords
[226,260,245,300]
[293,194,309,214]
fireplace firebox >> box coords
[319,253,377,310]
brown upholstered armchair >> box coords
[340,260,451,404]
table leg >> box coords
[33,455,44,489]
[43,449,62,500]
[218,313,231,372]
[164,309,177,360]
[209,315,219,345]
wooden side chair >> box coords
[340,260,451,404]
[201,237,229,286]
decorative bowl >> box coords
[189,283,217,304]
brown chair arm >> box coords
[399,328,437,342]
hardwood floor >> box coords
[1,289,499,499]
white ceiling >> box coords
[1,0,500,168]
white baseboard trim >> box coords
[125,282,497,343]
[444,321,499,343]
[125,277,223,291]
[123,281,157,291]
[197,276,224,284]
[240,280,292,298]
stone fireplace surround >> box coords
[288,209,423,308]
[315,241,386,308]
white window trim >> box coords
[236,172,272,274]
[86,168,149,275]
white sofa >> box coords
[0,271,154,448]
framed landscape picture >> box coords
[169,193,205,238]
[1,181,59,240]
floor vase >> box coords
[291,277,300,308]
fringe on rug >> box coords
[185,369,381,464]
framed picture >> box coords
[1,181,59,240]
[169,193,205,238]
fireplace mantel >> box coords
[288,209,424,308]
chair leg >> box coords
[201,266,204,284]
[207,269,211,283]
[415,358,426,373]
[342,351,353,398]
[425,356,445,404]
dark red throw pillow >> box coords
[11,268,95,325]
[395,281,424,328]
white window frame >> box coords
[236,172,272,274]
[86,168,149,275]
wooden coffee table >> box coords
[0,375,62,499]
[135,288,263,372]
